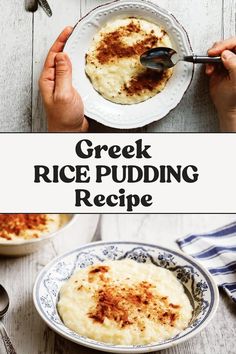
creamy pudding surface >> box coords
[58,259,192,345]
[85,18,173,104]
[0,214,61,242]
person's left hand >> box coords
[39,27,88,132]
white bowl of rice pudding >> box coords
[33,242,219,353]
[0,214,75,256]
[64,0,194,129]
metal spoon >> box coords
[25,0,38,12]
[0,285,17,354]
[140,47,222,72]
[38,0,53,17]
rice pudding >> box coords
[85,18,173,104]
[0,214,61,242]
[58,259,192,345]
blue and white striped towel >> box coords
[177,221,236,303]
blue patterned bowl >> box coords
[33,241,219,353]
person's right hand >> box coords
[206,37,236,132]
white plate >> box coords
[33,241,219,353]
[0,214,75,256]
[64,0,194,129]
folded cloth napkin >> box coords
[177,221,236,303]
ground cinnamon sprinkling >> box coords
[124,69,169,95]
[170,303,181,309]
[96,21,164,65]
[88,265,110,283]
[89,265,110,274]
[0,214,48,240]
[88,278,180,329]
[93,20,169,95]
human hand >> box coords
[39,27,88,132]
[206,38,236,132]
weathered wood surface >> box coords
[0,0,32,132]
[0,0,235,132]
[0,214,236,354]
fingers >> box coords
[208,37,236,56]
[206,37,236,77]
[50,26,73,52]
[39,27,73,100]
[39,67,55,99]
[44,26,73,70]
[205,64,215,76]
[221,50,236,81]
[54,52,73,100]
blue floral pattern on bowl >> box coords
[33,241,219,353]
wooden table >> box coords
[0,214,236,354]
[0,0,235,132]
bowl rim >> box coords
[33,240,219,353]
[0,214,77,247]
[64,0,194,129]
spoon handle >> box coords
[184,55,222,64]
[0,321,17,354]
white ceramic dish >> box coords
[33,241,219,353]
[64,0,194,129]
[0,214,75,256]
